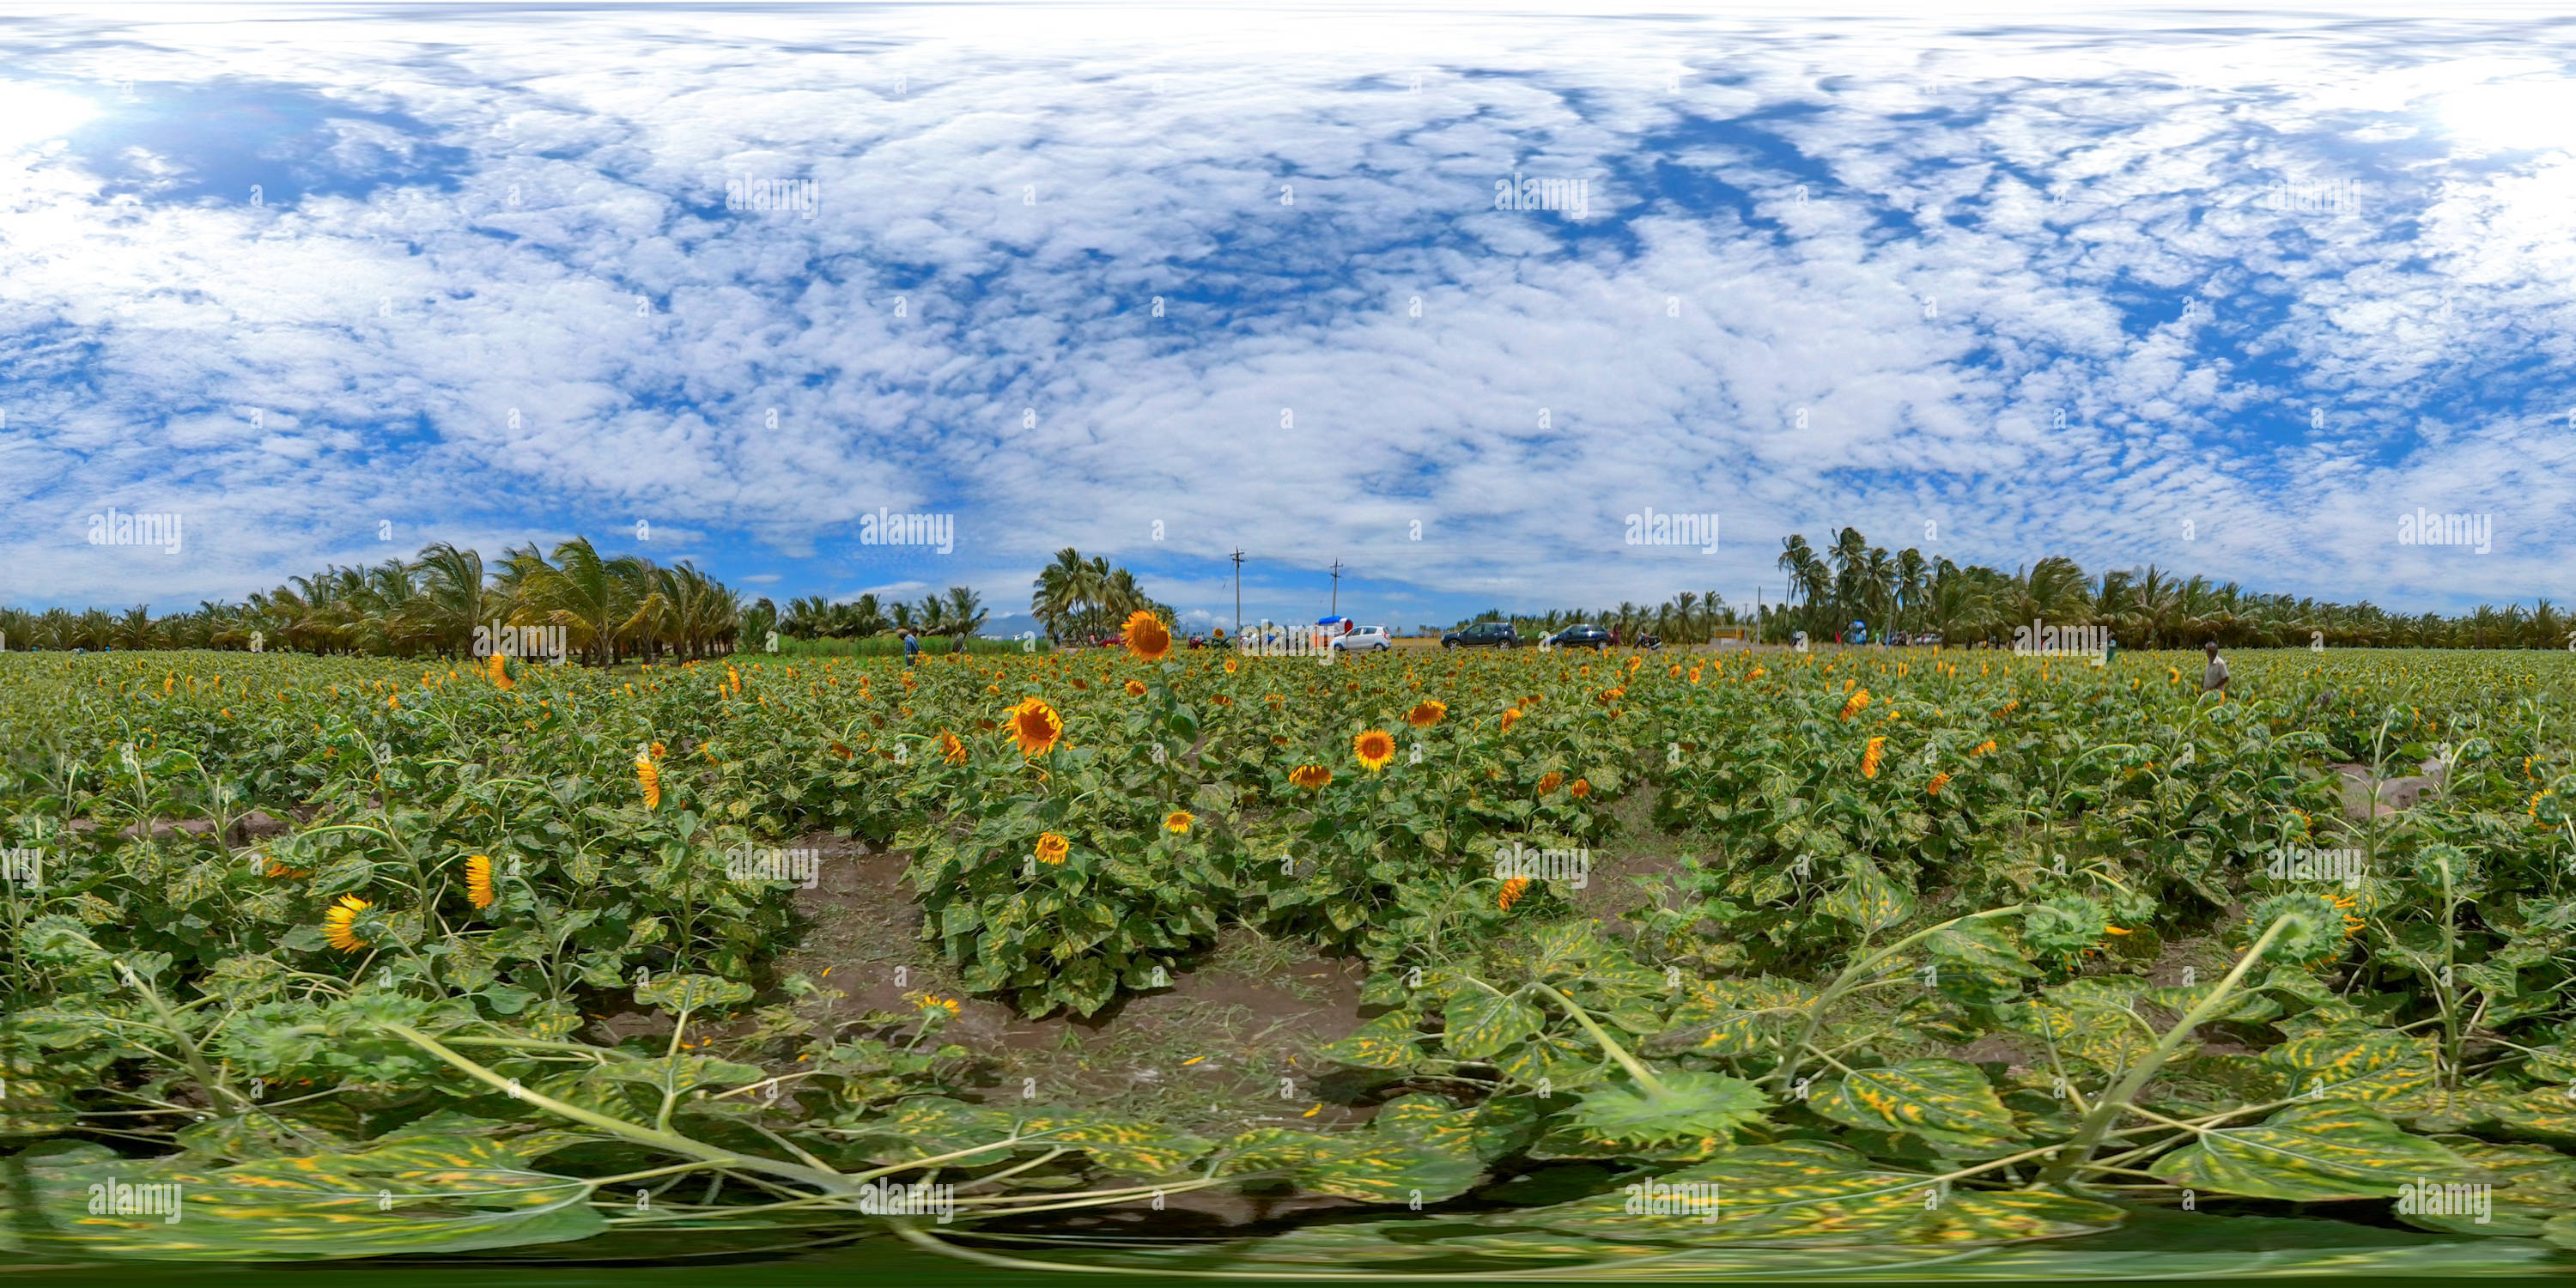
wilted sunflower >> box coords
[1405,699,1447,728]
[1125,611,1172,662]
[1036,832,1070,865]
[465,854,496,909]
[1164,811,1194,835]
[1353,729,1396,772]
[1289,763,1333,791]
[1862,737,1886,779]
[939,731,967,764]
[1005,697,1065,756]
[322,895,374,952]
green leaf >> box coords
[1442,989,1543,1061]
[1821,863,1913,933]
[2269,1032,2437,1104]
[1924,918,2034,977]
[633,973,753,1015]
[1561,1071,1770,1148]
[1317,1010,1430,1071]
[1808,1059,2017,1150]
[2148,1103,2483,1201]
[1286,1132,1482,1204]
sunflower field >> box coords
[9,637,2576,1278]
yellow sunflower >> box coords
[321,895,374,952]
[1498,877,1531,911]
[1289,763,1333,791]
[1353,729,1396,772]
[1125,679,1147,696]
[1005,697,1065,756]
[636,751,660,810]
[1538,771,1564,794]
[1036,832,1070,865]
[1862,737,1886,779]
[1125,610,1172,662]
[939,730,967,764]
[1499,708,1522,733]
[1164,811,1194,835]
[465,854,496,909]
[1405,699,1447,728]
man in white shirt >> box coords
[2201,641,2228,695]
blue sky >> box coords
[4,1,2574,635]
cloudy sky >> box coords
[3,0,2573,632]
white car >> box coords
[1330,625,1393,653]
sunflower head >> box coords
[465,854,496,909]
[1571,777,1591,798]
[1498,877,1531,911]
[2244,890,2350,967]
[1125,679,1147,697]
[1289,763,1333,791]
[1538,771,1564,794]
[1405,699,1448,728]
[1035,832,1071,865]
[321,895,376,952]
[1499,708,1522,733]
[1353,729,1396,772]
[1005,697,1065,756]
[1164,811,1194,835]
[1124,611,1172,662]
[939,731,967,764]
[1862,737,1886,779]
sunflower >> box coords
[1224,659,1238,674]
[1571,778,1591,798]
[1164,811,1194,835]
[1862,737,1886,779]
[488,651,513,691]
[465,854,497,908]
[1036,832,1070,865]
[636,751,661,810]
[321,895,374,952]
[1970,739,1998,756]
[1125,679,1147,697]
[1353,729,1396,772]
[1125,611,1172,662]
[1498,877,1531,911]
[1538,771,1564,794]
[1839,690,1871,720]
[1405,700,1448,728]
[939,730,967,764]
[1927,771,1953,797]
[1499,708,1522,733]
[1005,697,1065,756]
[1289,763,1333,791]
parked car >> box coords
[1331,625,1393,653]
[1442,621,1522,649]
[1541,623,1612,651]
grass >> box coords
[773,635,1054,658]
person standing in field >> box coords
[902,629,920,668]
[2201,640,2227,695]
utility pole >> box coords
[1327,559,1345,617]
[1230,548,1246,641]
